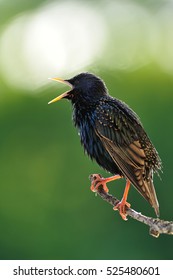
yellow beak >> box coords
[48,77,73,104]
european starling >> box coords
[48,73,162,220]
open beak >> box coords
[48,77,73,104]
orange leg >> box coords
[113,180,131,221]
[90,174,122,193]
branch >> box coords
[89,174,173,238]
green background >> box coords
[0,0,173,260]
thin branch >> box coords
[89,174,173,238]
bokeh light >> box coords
[1,0,173,91]
[0,1,106,90]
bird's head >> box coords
[48,72,108,105]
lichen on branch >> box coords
[89,174,173,238]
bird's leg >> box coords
[113,180,131,221]
[90,174,122,193]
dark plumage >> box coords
[49,72,162,219]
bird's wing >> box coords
[94,100,159,215]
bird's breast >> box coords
[73,108,121,174]
[77,113,97,158]
[73,107,97,155]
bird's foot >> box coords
[113,200,131,221]
[89,173,122,193]
[90,174,109,193]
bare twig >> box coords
[89,174,173,238]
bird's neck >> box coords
[72,100,96,128]
[72,94,99,113]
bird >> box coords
[48,72,162,220]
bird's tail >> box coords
[141,178,159,217]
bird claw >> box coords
[90,174,109,193]
[113,200,131,221]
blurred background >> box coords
[0,0,173,260]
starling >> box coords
[48,73,162,220]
